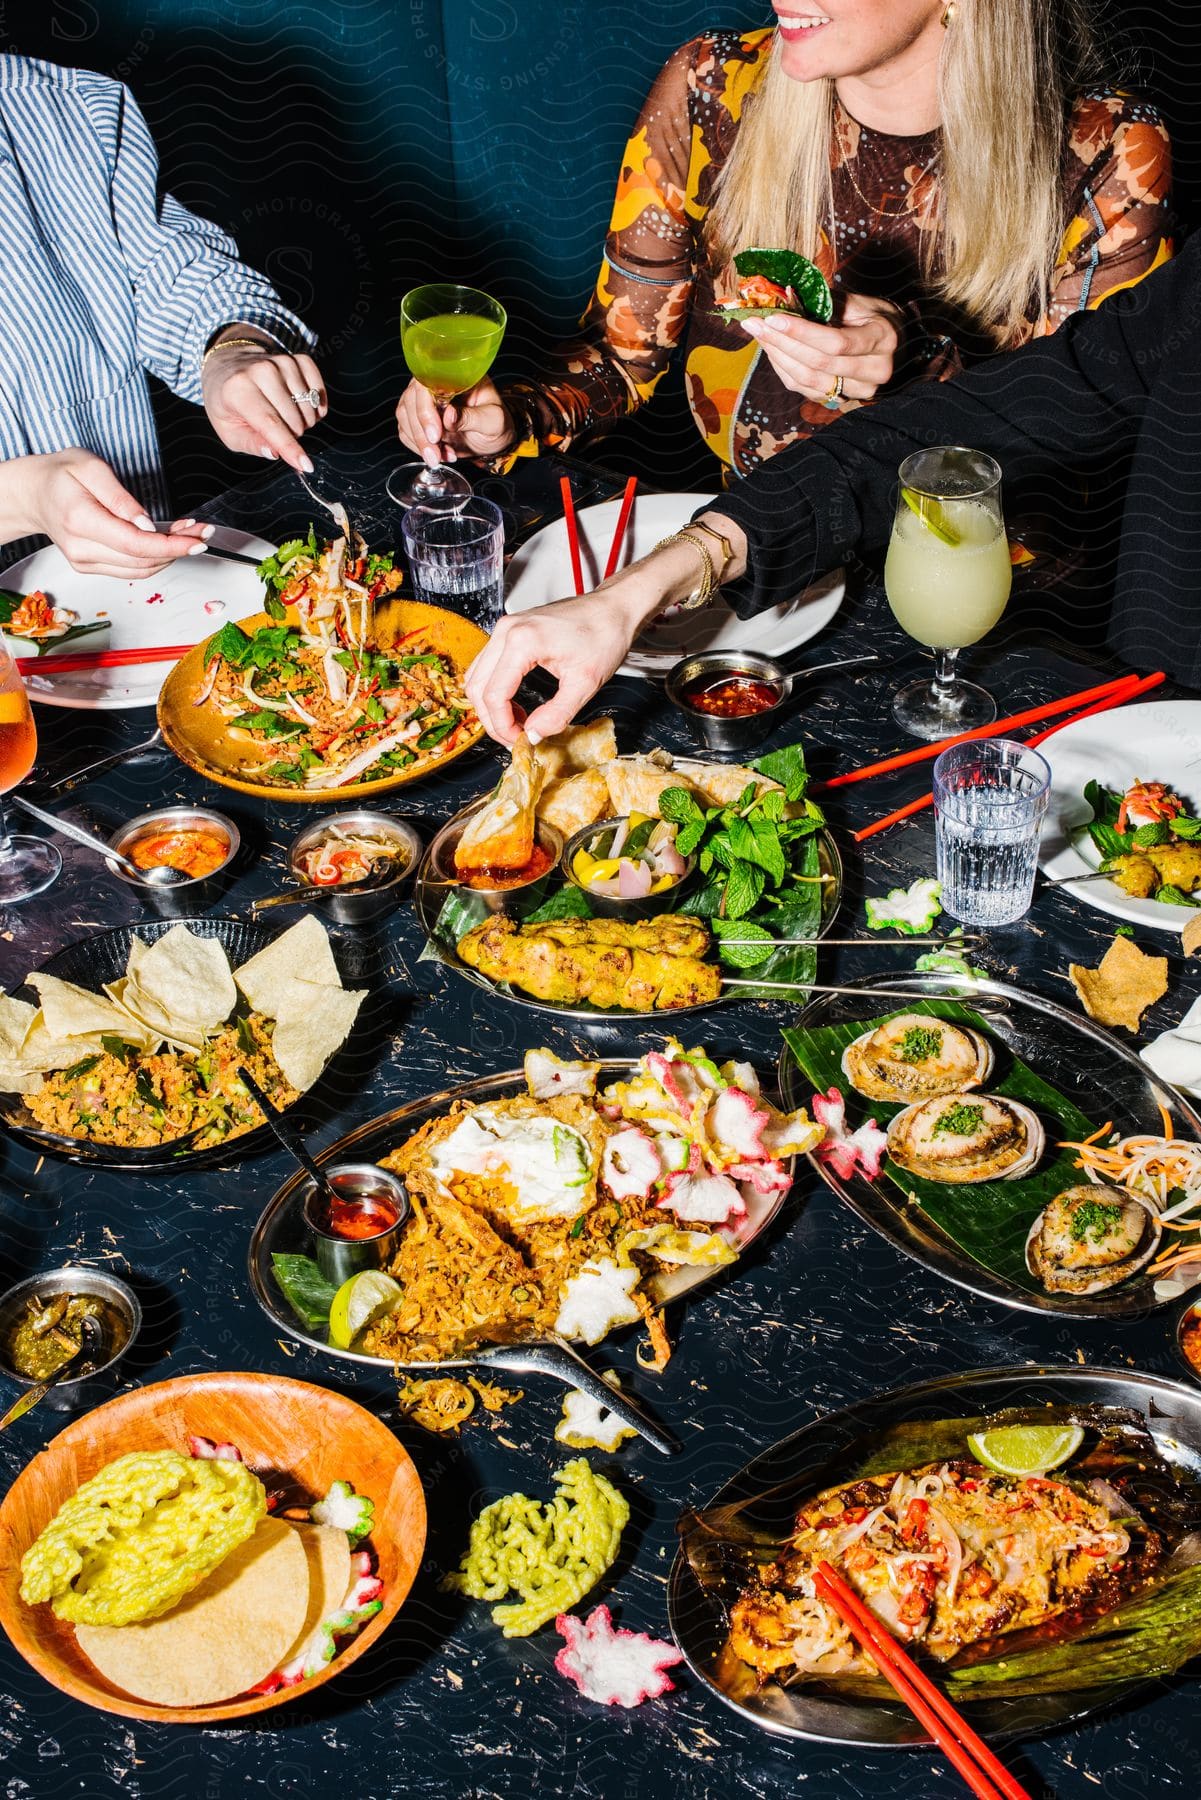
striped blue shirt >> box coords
[0,56,314,539]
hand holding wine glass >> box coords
[389,284,507,510]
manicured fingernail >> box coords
[261,445,277,460]
[526,728,542,747]
[201,524,215,539]
[426,427,440,444]
[187,542,208,556]
[133,513,156,532]
[300,453,315,474]
[181,518,197,527]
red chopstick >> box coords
[603,476,638,581]
[560,475,584,597]
[817,671,1141,794]
[813,1563,1031,1800]
[16,643,196,677]
[852,670,1162,843]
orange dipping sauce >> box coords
[1182,1309,1201,1376]
[681,675,781,718]
[459,841,555,891]
[318,1193,401,1240]
[130,827,229,879]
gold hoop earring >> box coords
[941,1,958,24]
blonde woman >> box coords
[396,1,1172,478]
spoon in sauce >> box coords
[13,796,189,887]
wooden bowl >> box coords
[0,1370,426,1723]
[157,598,487,801]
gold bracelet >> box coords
[683,519,735,585]
[201,334,277,367]
[652,530,716,612]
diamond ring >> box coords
[290,387,321,409]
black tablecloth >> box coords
[0,442,1192,1800]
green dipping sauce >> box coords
[4,1293,123,1381]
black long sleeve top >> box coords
[711,232,1201,684]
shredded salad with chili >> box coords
[201,527,477,790]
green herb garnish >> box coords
[898,1026,944,1064]
[932,1102,985,1138]
[60,1053,102,1081]
[1069,1199,1126,1244]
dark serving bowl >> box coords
[561,816,698,920]
[0,917,367,1172]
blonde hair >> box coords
[705,1,1105,345]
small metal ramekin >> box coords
[665,649,791,756]
[426,803,564,915]
[0,1266,141,1412]
[561,816,697,920]
[106,806,240,916]
[301,1164,410,1288]
[284,810,422,926]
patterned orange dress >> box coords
[498,28,1173,478]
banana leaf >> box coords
[678,1403,1201,1705]
[714,248,835,324]
[782,1000,1097,1293]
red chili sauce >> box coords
[459,842,555,891]
[318,1193,401,1241]
[681,674,782,718]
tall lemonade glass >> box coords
[387,284,507,511]
[884,447,1012,739]
[0,649,61,903]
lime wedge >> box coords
[966,1424,1084,1477]
[328,1270,402,1350]
[901,486,961,547]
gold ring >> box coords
[822,375,844,411]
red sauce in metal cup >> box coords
[459,841,555,890]
[318,1194,401,1240]
[681,675,781,718]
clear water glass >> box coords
[933,738,1051,927]
[402,496,505,631]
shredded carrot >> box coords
[1159,1101,1175,1141]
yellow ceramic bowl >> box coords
[157,598,487,803]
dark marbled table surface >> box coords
[0,443,1193,1800]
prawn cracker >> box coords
[235,916,341,1015]
[1182,913,1201,957]
[1069,935,1169,1033]
[75,1517,308,1708]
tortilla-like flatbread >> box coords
[455,733,541,874]
[75,1517,309,1709]
[531,718,616,782]
[0,994,37,1060]
[282,1523,352,1665]
[26,974,158,1051]
[130,927,238,1035]
[603,757,690,819]
[538,768,613,838]
[270,982,366,1091]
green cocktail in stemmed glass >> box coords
[388,284,507,510]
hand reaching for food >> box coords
[395,376,516,466]
[0,450,209,579]
[202,331,328,474]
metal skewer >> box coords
[721,979,980,997]
[717,935,982,948]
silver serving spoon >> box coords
[47,727,165,795]
[252,857,395,915]
[0,1312,106,1431]
[12,795,189,887]
[296,470,354,545]
[238,1067,410,1229]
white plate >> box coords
[2,527,275,710]
[1039,697,1201,933]
[504,492,844,677]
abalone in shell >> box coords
[842,1013,994,1104]
[1026,1183,1162,1294]
[886,1091,1044,1184]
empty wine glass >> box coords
[0,649,61,904]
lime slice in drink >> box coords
[328,1270,402,1350]
[900,486,961,547]
[966,1424,1084,1477]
